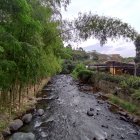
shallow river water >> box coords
[12,75,140,140]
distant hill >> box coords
[87,50,123,63]
[83,43,112,52]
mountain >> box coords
[83,44,112,52]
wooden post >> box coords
[134,63,137,76]
[113,61,114,76]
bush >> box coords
[91,72,140,89]
[61,60,76,74]
[124,76,140,89]
[78,70,93,83]
[90,72,125,84]
[71,63,86,79]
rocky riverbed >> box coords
[7,75,140,140]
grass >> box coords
[108,94,140,115]
[0,113,11,132]
[0,78,50,135]
[132,89,140,100]
[0,121,9,132]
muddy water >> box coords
[15,75,140,140]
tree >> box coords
[134,35,140,76]
[62,12,137,45]
[0,0,68,114]
[134,35,140,64]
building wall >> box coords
[110,68,115,74]
[109,67,122,75]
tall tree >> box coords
[134,35,140,64]
[134,35,140,76]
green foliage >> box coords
[0,119,9,131]
[132,89,140,100]
[123,57,134,63]
[0,0,68,113]
[119,76,140,89]
[61,60,76,74]
[90,72,140,90]
[63,12,138,45]
[90,72,125,84]
[78,70,93,83]
[71,63,86,79]
[72,49,89,61]
[109,95,139,114]
[61,45,73,60]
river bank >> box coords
[0,78,50,140]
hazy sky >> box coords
[62,0,140,57]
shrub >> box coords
[78,70,93,83]
[71,63,86,79]
[125,76,140,89]
[91,72,140,89]
[61,60,76,74]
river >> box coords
[10,75,140,140]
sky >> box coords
[62,0,140,57]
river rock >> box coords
[114,87,121,95]
[90,108,94,111]
[10,132,35,140]
[9,119,23,131]
[120,116,128,122]
[37,109,44,116]
[118,111,127,117]
[132,117,140,125]
[87,110,94,116]
[101,125,109,129]
[22,113,32,123]
[96,107,101,112]
[127,114,133,120]
[2,127,11,137]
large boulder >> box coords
[9,119,23,131]
[22,113,32,124]
[10,132,35,140]
[37,109,44,116]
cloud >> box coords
[62,0,138,57]
[114,47,126,51]
[83,40,136,57]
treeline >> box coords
[0,0,70,114]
